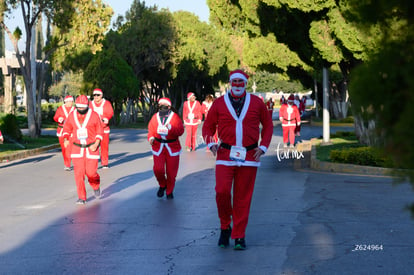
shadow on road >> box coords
[0,155,54,169]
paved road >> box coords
[1,123,413,274]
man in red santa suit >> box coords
[279,94,301,148]
[148,98,184,199]
[53,95,75,170]
[202,69,273,250]
[62,95,104,204]
[182,92,202,151]
[0,129,3,144]
[89,88,114,169]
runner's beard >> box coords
[230,86,246,98]
[77,107,89,115]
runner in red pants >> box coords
[89,88,114,169]
[63,95,104,204]
[53,95,75,170]
[279,94,301,148]
[183,92,201,151]
[148,98,184,199]
[203,69,273,250]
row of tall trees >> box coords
[0,0,112,138]
[82,1,238,124]
[207,0,380,139]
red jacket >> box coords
[183,100,202,126]
[201,101,213,120]
[62,109,104,159]
[53,105,74,136]
[148,111,184,156]
[202,93,273,167]
[266,100,274,111]
[90,99,114,134]
[279,103,301,127]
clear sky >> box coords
[3,0,210,51]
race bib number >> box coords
[157,125,169,136]
[188,113,194,119]
[229,146,246,162]
[77,128,88,140]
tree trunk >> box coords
[329,80,350,120]
[353,114,378,146]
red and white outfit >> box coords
[182,93,202,151]
[202,91,273,239]
[90,94,114,166]
[53,99,75,168]
[201,99,218,144]
[148,110,184,196]
[201,100,213,120]
[279,99,301,146]
[0,130,3,141]
[266,99,274,119]
[295,97,306,136]
[62,109,104,201]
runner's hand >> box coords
[253,147,264,161]
[90,140,100,152]
[210,144,218,156]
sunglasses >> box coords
[93,94,101,97]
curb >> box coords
[293,140,394,177]
[0,144,61,163]
[309,120,354,127]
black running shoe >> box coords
[166,192,174,199]
[234,238,246,250]
[157,187,166,197]
[76,199,86,205]
[94,188,101,198]
[218,226,232,248]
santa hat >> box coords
[229,69,249,82]
[158,97,171,106]
[93,88,103,95]
[288,94,295,101]
[63,95,74,102]
[75,95,89,108]
[187,92,195,99]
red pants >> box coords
[100,133,110,166]
[185,125,198,150]
[58,136,71,168]
[72,157,100,200]
[215,165,258,239]
[282,125,296,145]
[153,149,180,195]
[295,124,301,135]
